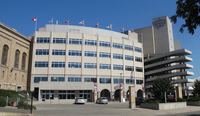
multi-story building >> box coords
[0,23,31,91]
[134,16,193,99]
[30,24,144,103]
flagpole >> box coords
[35,18,37,32]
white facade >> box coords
[31,24,144,103]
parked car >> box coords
[96,97,108,104]
[74,97,85,104]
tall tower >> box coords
[134,16,175,57]
[152,16,175,54]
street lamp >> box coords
[120,73,125,102]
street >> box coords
[32,102,200,116]
[0,102,200,116]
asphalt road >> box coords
[33,103,200,116]
[0,102,200,116]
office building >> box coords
[30,24,144,103]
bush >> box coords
[187,96,200,102]
[143,99,160,103]
[177,98,186,102]
[0,96,6,107]
[17,101,36,110]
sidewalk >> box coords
[135,106,200,116]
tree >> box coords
[193,80,200,96]
[152,78,174,102]
[171,0,200,34]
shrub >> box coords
[177,98,186,102]
[187,96,200,102]
[17,101,36,110]
[0,96,6,107]
[143,99,160,103]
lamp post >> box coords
[30,91,33,114]
[120,73,125,102]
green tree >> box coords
[152,78,174,102]
[171,0,200,34]
[193,80,200,96]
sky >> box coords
[0,0,199,79]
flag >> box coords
[96,22,100,28]
[64,19,69,25]
[32,18,37,22]
[79,20,85,25]
[106,24,112,30]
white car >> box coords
[74,97,85,104]
[96,97,108,104]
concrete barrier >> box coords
[0,112,32,116]
[140,102,187,110]
[187,101,200,106]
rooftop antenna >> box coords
[106,24,112,30]
[56,20,58,24]
[79,20,85,26]
[49,18,54,24]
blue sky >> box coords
[0,0,199,78]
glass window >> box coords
[85,51,97,57]
[34,77,48,83]
[99,64,111,69]
[68,77,82,82]
[100,78,111,83]
[14,49,20,68]
[124,45,133,51]
[135,47,142,53]
[84,63,97,69]
[84,77,97,82]
[113,78,124,84]
[21,52,27,70]
[36,49,49,55]
[136,67,143,72]
[51,77,65,82]
[135,57,142,62]
[67,90,75,99]
[136,80,143,85]
[125,66,134,71]
[99,41,110,47]
[113,54,123,59]
[68,50,82,56]
[69,38,82,45]
[53,38,66,44]
[126,79,134,84]
[58,90,66,99]
[68,62,81,68]
[52,62,65,68]
[113,64,123,70]
[85,40,97,46]
[35,61,48,67]
[113,43,123,49]
[99,52,111,58]
[36,37,50,43]
[125,55,134,61]
[52,50,66,55]
[1,44,9,65]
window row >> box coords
[36,38,142,52]
[34,61,142,72]
[35,49,142,61]
[1,45,27,70]
[33,76,143,85]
